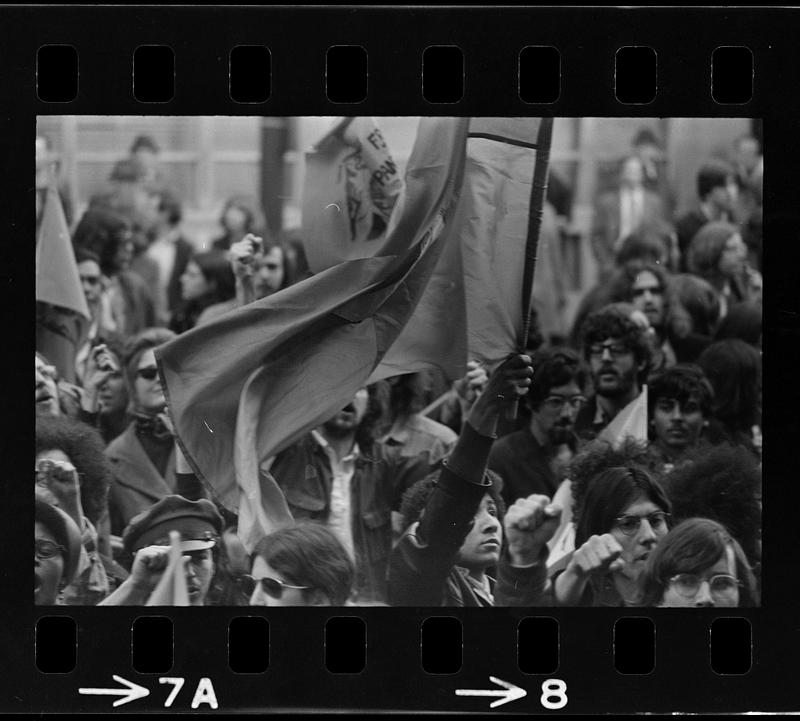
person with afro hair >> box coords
[659,443,761,583]
[36,415,119,604]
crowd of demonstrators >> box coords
[34,127,761,609]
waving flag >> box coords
[36,179,90,382]
[373,117,553,381]
[302,117,404,272]
[157,118,469,550]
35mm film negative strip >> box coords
[4,5,799,716]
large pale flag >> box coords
[158,118,469,551]
[36,180,90,383]
[302,117,404,272]
[546,386,650,572]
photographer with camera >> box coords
[196,233,293,326]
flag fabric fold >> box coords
[372,117,548,382]
[158,118,470,550]
[302,117,404,273]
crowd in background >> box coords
[35,124,762,608]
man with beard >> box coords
[647,365,714,472]
[489,348,587,506]
[608,260,691,376]
[574,305,651,442]
[267,385,430,604]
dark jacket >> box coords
[166,236,195,314]
[105,423,176,535]
[388,424,551,607]
[488,428,571,505]
[270,434,430,603]
[573,396,609,443]
[675,208,709,272]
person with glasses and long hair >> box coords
[640,517,759,607]
[489,347,587,507]
[244,523,355,607]
[553,465,671,607]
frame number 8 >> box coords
[540,679,568,709]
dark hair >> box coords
[662,443,761,568]
[632,127,660,148]
[354,382,391,454]
[573,466,671,548]
[35,415,112,526]
[526,347,587,411]
[130,134,160,155]
[697,339,761,432]
[608,260,691,339]
[258,237,295,291]
[109,157,148,184]
[388,372,437,418]
[671,274,722,337]
[688,221,739,280]
[219,195,263,235]
[72,208,133,277]
[648,365,715,420]
[615,223,671,267]
[697,160,734,201]
[715,301,762,347]
[192,250,236,302]
[579,305,651,369]
[156,187,182,226]
[122,327,176,401]
[252,522,355,605]
[399,469,506,531]
[640,518,759,607]
[74,247,101,267]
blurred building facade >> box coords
[37,115,755,302]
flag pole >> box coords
[507,117,554,420]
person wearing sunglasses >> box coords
[244,523,355,607]
[35,498,83,605]
[101,495,222,606]
[105,328,178,535]
[554,466,671,606]
[640,517,759,607]
[489,347,587,507]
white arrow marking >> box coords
[79,675,150,707]
[455,676,527,709]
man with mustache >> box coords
[267,385,430,604]
[488,348,587,506]
[574,306,651,442]
[647,365,714,472]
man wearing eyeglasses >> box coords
[574,306,651,442]
[489,348,587,506]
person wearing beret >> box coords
[35,499,83,606]
[99,495,222,606]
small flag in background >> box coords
[35,179,90,383]
[302,117,404,272]
[597,385,649,446]
[145,531,189,607]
